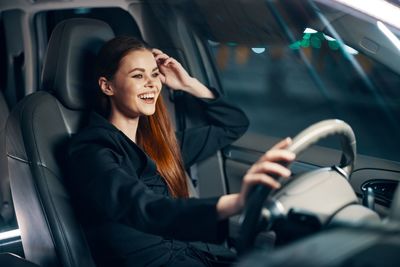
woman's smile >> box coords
[138,91,157,104]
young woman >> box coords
[66,36,295,267]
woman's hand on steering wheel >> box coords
[217,138,295,220]
[238,137,295,210]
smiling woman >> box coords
[95,37,190,198]
[65,35,294,267]
[1,1,400,266]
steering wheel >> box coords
[236,119,357,254]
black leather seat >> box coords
[0,91,15,227]
[6,18,115,267]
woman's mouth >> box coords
[138,92,156,104]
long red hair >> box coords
[96,36,189,198]
[137,97,189,198]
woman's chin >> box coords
[141,108,156,116]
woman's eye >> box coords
[132,74,143,79]
[152,72,160,78]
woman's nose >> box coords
[145,76,155,87]
[146,75,160,90]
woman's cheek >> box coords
[157,80,163,91]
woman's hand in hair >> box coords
[216,138,295,220]
[152,49,215,99]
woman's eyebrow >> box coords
[128,67,159,73]
[128,68,145,73]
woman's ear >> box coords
[98,77,114,96]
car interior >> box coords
[0,0,400,266]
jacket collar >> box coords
[88,111,119,132]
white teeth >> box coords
[138,92,155,99]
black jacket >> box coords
[66,95,249,266]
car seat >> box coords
[0,91,15,227]
[5,18,115,267]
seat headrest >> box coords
[41,18,115,110]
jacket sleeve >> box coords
[67,132,227,243]
[177,93,249,168]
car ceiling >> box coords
[1,0,399,76]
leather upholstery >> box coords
[41,18,114,110]
[0,91,14,226]
[6,18,114,267]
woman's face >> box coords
[106,49,162,118]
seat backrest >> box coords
[0,90,15,227]
[6,18,114,267]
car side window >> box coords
[208,32,400,162]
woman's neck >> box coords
[108,111,139,143]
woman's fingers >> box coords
[154,54,169,63]
[259,149,295,163]
[256,138,295,163]
[152,49,182,67]
[248,160,291,179]
[162,57,175,66]
[152,49,176,66]
[154,55,179,70]
[153,49,169,64]
[271,137,292,150]
[152,48,166,57]
[243,173,281,191]
[152,48,164,55]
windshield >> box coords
[188,0,400,161]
